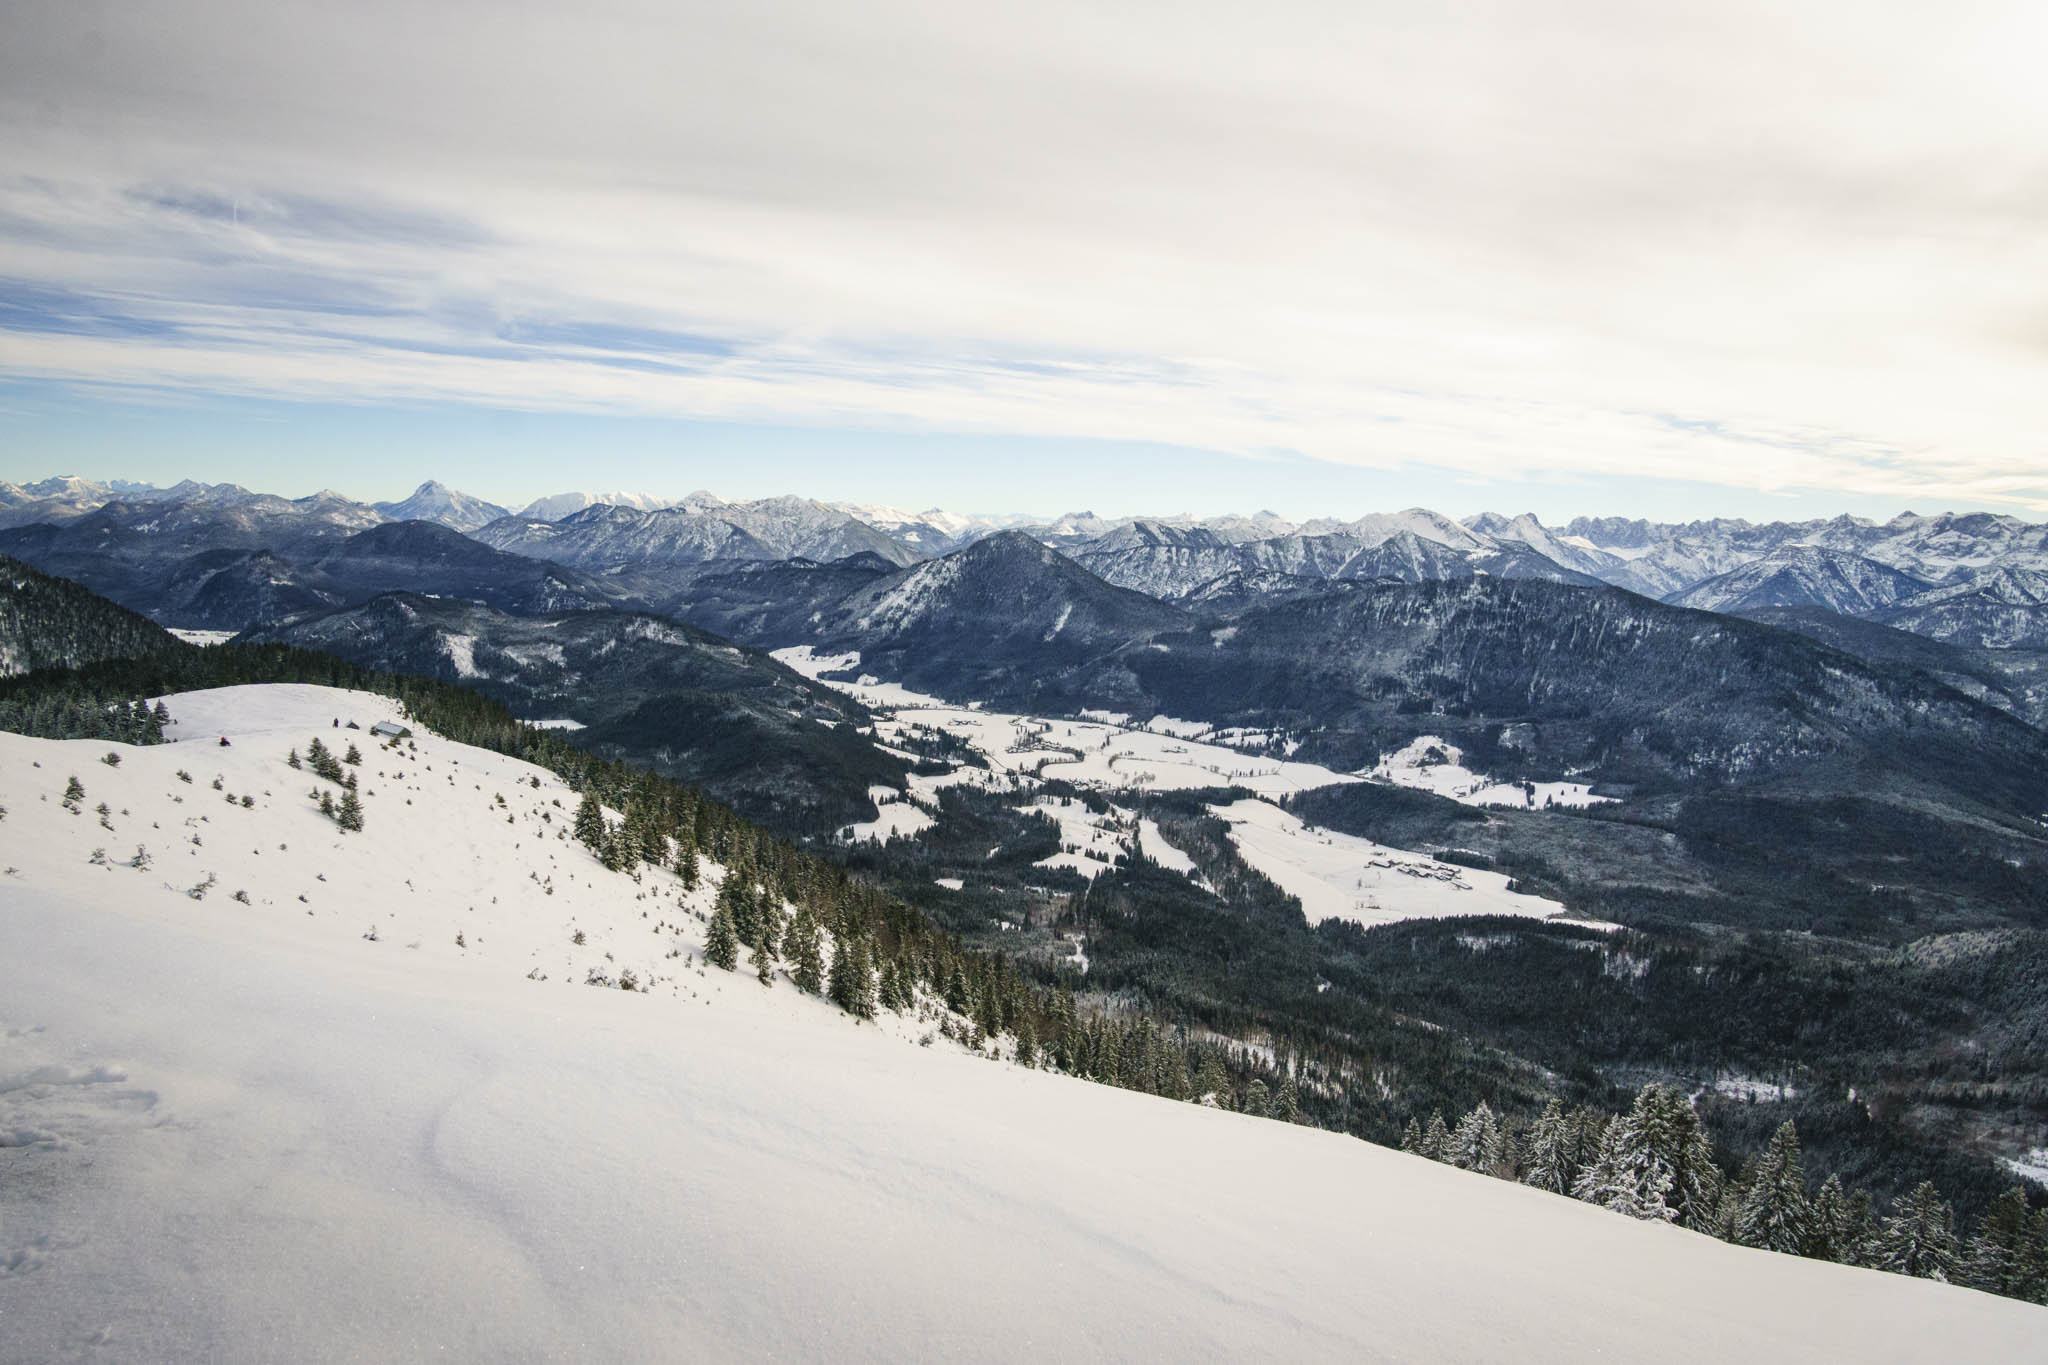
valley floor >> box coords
[1,688,2041,1361]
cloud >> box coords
[1,0,2045,507]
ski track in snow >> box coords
[0,684,2039,1360]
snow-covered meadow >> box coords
[1211,798,1597,929]
[779,649,1603,927]
[1,685,2040,1360]
[775,647,1357,797]
[1369,734,1615,810]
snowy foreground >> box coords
[1,687,2039,1361]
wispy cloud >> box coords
[2,1,2044,508]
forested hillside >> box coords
[0,554,181,677]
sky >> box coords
[2,0,2046,522]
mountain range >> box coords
[9,473,2048,666]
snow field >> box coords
[776,646,1359,798]
[1369,735,1615,810]
[1210,798,1601,930]
[0,684,2040,1360]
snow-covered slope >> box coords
[1668,545,1933,615]
[514,489,680,520]
[1,684,2042,1360]
[372,479,511,532]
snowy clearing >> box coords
[1368,734,1615,810]
[777,646,1358,798]
[1138,818,1201,877]
[167,627,236,646]
[2003,1148,2048,1188]
[1212,799,1601,930]
[1022,795,1130,879]
[0,685,2037,1361]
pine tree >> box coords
[1420,1111,1452,1163]
[573,790,606,849]
[1449,1102,1503,1174]
[1654,1085,1722,1231]
[1735,1120,1810,1254]
[337,787,364,832]
[1574,1110,1674,1222]
[1805,1174,1858,1263]
[1243,1078,1270,1118]
[1400,1118,1425,1154]
[1875,1182,1960,1282]
[288,748,302,769]
[2024,1208,2048,1305]
[1274,1074,1300,1124]
[675,841,700,890]
[827,930,876,1019]
[787,903,825,994]
[705,901,740,971]
[751,931,775,986]
[62,775,85,806]
[1579,1084,1719,1229]
[725,876,761,949]
[1962,1187,2036,1299]
[1520,1100,1576,1195]
[343,742,361,766]
[1014,1014,1038,1068]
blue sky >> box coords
[2,1,2044,521]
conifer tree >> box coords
[1014,1014,1038,1068]
[1520,1100,1577,1195]
[1805,1174,1858,1264]
[1961,1187,2037,1299]
[63,774,85,806]
[1574,1110,1674,1222]
[337,787,364,832]
[1274,1074,1300,1124]
[752,931,775,986]
[573,790,606,849]
[1243,1078,1270,1118]
[724,875,760,949]
[344,742,361,766]
[1735,1120,1810,1254]
[1400,1118,1424,1154]
[2025,1207,2048,1305]
[1449,1102,1503,1173]
[787,903,825,995]
[705,901,740,971]
[1875,1182,1960,1282]
[1653,1085,1722,1231]
[827,930,877,1019]
[1579,1084,1719,1229]
[675,840,700,890]
[1420,1111,1452,1163]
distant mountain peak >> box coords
[373,481,510,533]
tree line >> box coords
[1405,1084,2048,1304]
